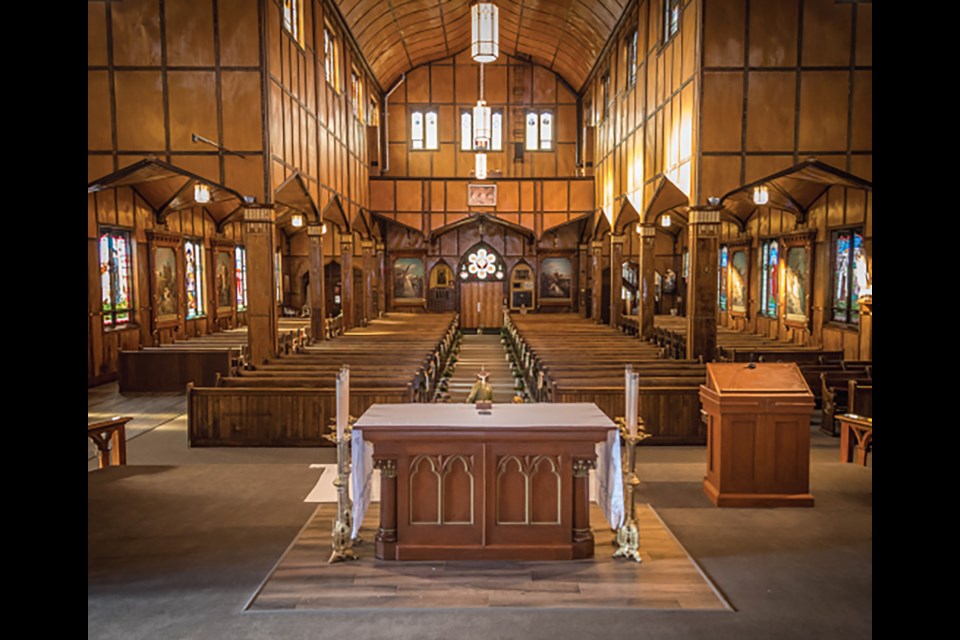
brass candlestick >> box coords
[326,416,360,563]
[613,417,652,562]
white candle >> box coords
[629,372,639,437]
[337,371,346,442]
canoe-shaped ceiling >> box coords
[334,0,628,91]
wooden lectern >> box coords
[700,363,815,507]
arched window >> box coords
[235,246,248,311]
[458,244,505,282]
[184,238,206,319]
[760,239,779,318]
[99,228,134,327]
[831,229,865,324]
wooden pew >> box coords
[87,416,132,469]
[837,414,872,466]
[820,371,873,436]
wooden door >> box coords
[460,282,502,329]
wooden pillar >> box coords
[590,240,603,323]
[571,457,596,556]
[609,234,625,329]
[637,223,656,339]
[361,240,375,326]
[858,297,872,361]
[577,243,589,317]
[376,242,386,317]
[242,206,278,365]
[374,458,398,559]
[340,233,354,330]
[308,223,326,342]
[686,206,721,362]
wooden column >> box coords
[361,240,375,326]
[242,206,278,365]
[609,234,625,329]
[374,458,398,559]
[571,457,596,556]
[590,240,603,323]
[577,243,589,317]
[686,207,721,363]
[340,234,354,330]
[376,242,386,318]
[858,297,872,361]
[308,223,326,342]
[637,223,656,339]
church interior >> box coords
[87,0,872,638]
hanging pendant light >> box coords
[473,100,491,150]
[471,2,499,63]
[291,214,304,228]
[660,213,671,228]
[475,152,487,180]
[753,185,769,205]
[194,183,211,204]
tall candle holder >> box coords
[613,416,651,562]
[328,366,358,564]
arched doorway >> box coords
[457,243,505,331]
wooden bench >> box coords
[821,371,873,436]
[837,414,872,466]
[87,416,132,469]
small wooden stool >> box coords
[88,416,133,469]
[837,413,872,466]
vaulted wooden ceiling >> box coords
[334,0,629,92]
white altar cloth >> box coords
[350,403,624,538]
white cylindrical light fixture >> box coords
[471,2,499,63]
[473,100,491,150]
[660,213,671,228]
[475,152,487,180]
[194,183,211,204]
[753,185,769,205]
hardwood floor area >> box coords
[247,502,731,611]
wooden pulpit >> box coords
[700,363,815,507]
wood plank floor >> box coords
[247,502,731,611]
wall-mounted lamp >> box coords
[194,183,211,204]
[660,213,671,228]
[753,185,769,205]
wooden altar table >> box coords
[351,403,619,561]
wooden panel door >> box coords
[460,282,502,329]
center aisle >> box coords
[444,333,518,403]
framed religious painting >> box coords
[782,232,814,329]
[149,231,182,328]
[467,183,497,207]
[727,242,750,318]
[539,255,573,304]
[393,256,425,305]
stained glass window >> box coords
[525,111,553,151]
[275,250,283,304]
[760,239,779,318]
[491,111,502,151]
[719,245,728,311]
[235,246,248,311]
[99,229,134,327]
[283,0,300,44]
[185,238,205,319]
[411,111,424,149]
[458,244,504,281]
[626,30,639,88]
[425,111,438,149]
[683,248,689,281]
[350,70,362,119]
[664,0,680,42]
[461,112,472,151]
[831,229,865,324]
[324,23,340,91]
